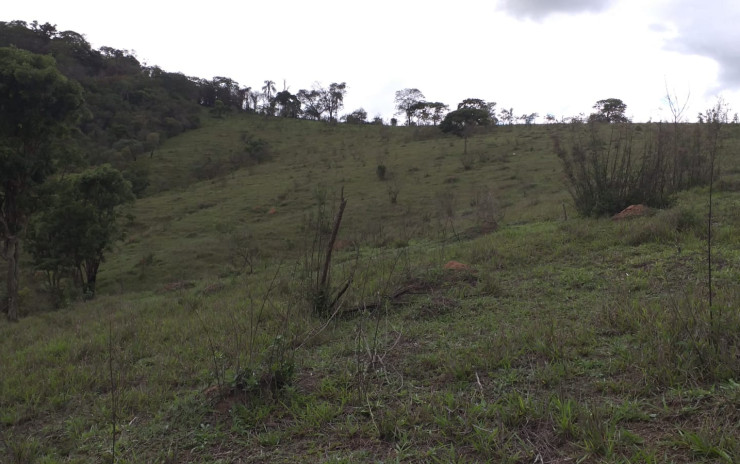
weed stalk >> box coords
[108,317,117,463]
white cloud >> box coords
[658,0,740,91]
[497,0,616,20]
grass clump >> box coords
[605,287,740,386]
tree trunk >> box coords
[5,236,19,322]
[84,258,100,296]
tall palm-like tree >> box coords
[262,80,276,102]
[261,80,276,115]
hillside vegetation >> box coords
[96,114,570,293]
[1,110,739,463]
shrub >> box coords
[376,164,387,180]
[244,138,271,164]
[554,121,720,216]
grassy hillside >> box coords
[1,116,739,463]
[99,114,570,293]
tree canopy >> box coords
[394,88,426,126]
[0,46,84,320]
[440,107,492,137]
[440,103,492,155]
[27,165,134,300]
[589,98,629,123]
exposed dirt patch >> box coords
[444,260,473,271]
[612,204,650,220]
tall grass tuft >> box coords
[606,287,740,386]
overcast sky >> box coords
[4,0,739,122]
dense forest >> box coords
[1,21,203,188]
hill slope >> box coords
[99,114,570,293]
[1,117,739,463]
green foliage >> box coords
[243,137,271,164]
[122,162,150,198]
[343,108,368,124]
[0,21,203,172]
[439,108,491,138]
[457,98,497,124]
[0,48,83,146]
[210,99,229,118]
[231,335,295,398]
[27,165,134,300]
[407,101,449,126]
[0,46,84,320]
[275,90,301,118]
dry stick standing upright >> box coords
[706,114,722,316]
[320,188,347,292]
[314,188,353,314]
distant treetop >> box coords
[589,98,629,123]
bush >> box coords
[554,121,720,216]
[376,164,386,180]
[122,163,150,198]
[244,138,271,164]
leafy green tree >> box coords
[408,101,431,125]
[499,107,515,125]
[27,165,134,299]
[297,88,326,120]
[407,101,448,126]
[429,102,449,126]
[275,90,301,118]
[262,80,276,114]
[440,106,492,155]
[343,108,367,124]
[211,99,228,118]
[325,82,347,122]
[589,98,629,123]
[262,80,276,101]
[212,76,240,109]
[458,98,498,124]
[519,112,539,125]
[408,101,426,125]
[0,47,83,321]
[394,88,425,125]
